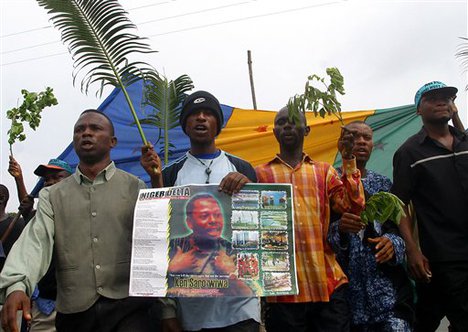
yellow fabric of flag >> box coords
[216,108,375,166]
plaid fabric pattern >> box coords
[255,154,364,303]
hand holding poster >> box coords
[129,183,297,297]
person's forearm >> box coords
[397,206,418,253]
[14,176,28,202]
[334,158,365,214]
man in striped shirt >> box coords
[255,107,364,332]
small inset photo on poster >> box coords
[260,191,287,209]
[261,252,290,272]
[261,231,288,250]
[232,230,259,250]
[263,272,292,292]
[237,253,259,280]
[260,210,288,230]
[232,190,260,210]
[231,210,259,229]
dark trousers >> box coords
[265,284,350,332]
[415,261,468,332]
[188,319,259,332]
[56,297,158,332]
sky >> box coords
[0,0,467,209]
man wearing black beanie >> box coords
[141,90,260,332]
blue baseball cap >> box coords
[34,159,74,177]
[414,81,457,108]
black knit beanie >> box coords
[180,91,224,135]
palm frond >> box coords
[37,0,156,94]
[456,37,468,75]
[143,74,194,164]
[37,0,160,146]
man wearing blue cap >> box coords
[392,81,468,331]
[8,157,74,221]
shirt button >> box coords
[93,237,98,243]
[96,265,101,270]
[91,212,97,217]
[297,203,301,207]
[97,286,103,292]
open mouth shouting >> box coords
[80,139,95,150]
[194,124,208,133]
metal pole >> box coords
[247,50,258,110]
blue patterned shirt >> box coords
[328,169,406,325]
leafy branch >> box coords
[287,67,345,126]
[6,87,58,156]
[360,192,406,226]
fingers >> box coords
[339,213,365,233]
[140,144,161,177]
[7,156,22,178]
[19,196,34,211]
[411,263,429,282]
[22,299,32,323]
[141,143,154,154]
[1,291,31,332]
[213,252,236,274]
[407,251,431,282]
[422,257,432,280]
[0,307,9,332]
[169,247,198,273]
[370,237,394,263]
[219,172,250,195]
[339,127,355,159]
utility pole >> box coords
[247,50,258,110]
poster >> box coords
[129,183,297,297]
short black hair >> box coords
[277,106,308,127]
[80,109,115,135]
[185,193,220,220]
[346,120,369,127]
[0,184,9,206]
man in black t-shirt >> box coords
[392,81,468,332]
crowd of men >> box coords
[0,81,466,332]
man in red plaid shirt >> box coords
[255,107,365,332]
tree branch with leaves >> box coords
[6,87,58,156]
[287,67,345,126]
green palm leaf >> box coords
[141,74,194,164]
[36,0,158,146]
